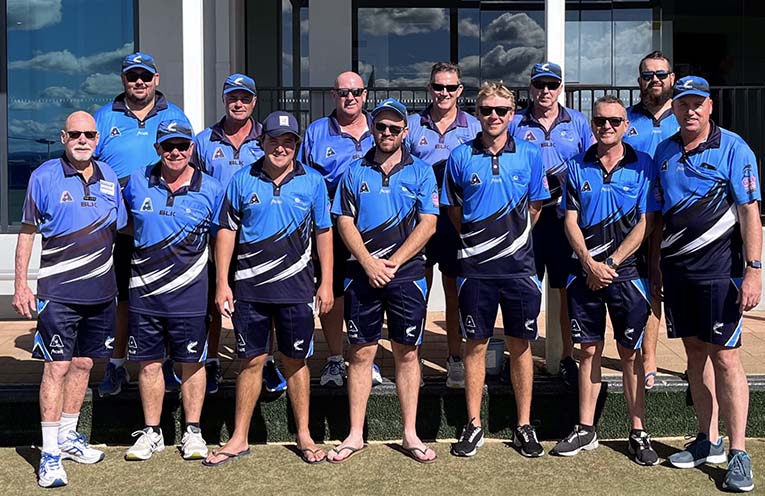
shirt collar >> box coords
[418,105,470,132]
[209,117,263,144]
[520,103,572,127]
[149,162,203,193]
[328,110,373,137]
[60,154,105,184]
[248,157,307,183]
[470,132,517,155]
[634,102,675,123]
[581,142,639,167]
[361,145,415,175]
[112,91,169,117]
[669,121,722,155]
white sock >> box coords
[109,357,126,367]
[327,355,343,363]
[41,422,60,455]
[58,412,79,443]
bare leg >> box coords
[506,336,534,425]
[682,337,719,441]
[61,357,93,415]
[320,301,345,357]
[710,345,749,451]
[180,362,206,423]
[392,342,436,462]
[463,338,489,426]
[642,299,661,388]
[282,356,325,462]
[40,362,71,422]
[578,342,604,426]
[617,344,645,430]
[138,360,164,426]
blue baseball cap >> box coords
[371,98,408,121]
[122,52,157,74]
[673,76,710,99]
[156,119,194,144]
[530,61,562,81]
[223,73,257,96]
[262,111,300,138]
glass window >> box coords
[478,9,546,86]
[458,8,480,87]
[6,0,134,225]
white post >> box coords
[544,0,566,375]
[182,0,205,133]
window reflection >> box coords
[478,9,546,86]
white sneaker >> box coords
[59,430,105,464]
[446,356,465,389]
[372,363,383,387]
[180,425,208,460]
[319,358,346,387]
[38,451,67,488]
[125,428,165,461]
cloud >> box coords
[482,13,545,48]
[359,8,448,37]
[8,100,48,111]
[80,73,123,96]
[40,86,76,100]
[8,118,60,139]
[458,18,480,38]
[9,42,134,74]
[7,0,62,31]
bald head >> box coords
[335,71,364,89]
[64,111,96,131]
[61,111,99,165]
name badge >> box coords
[100,180,115,196]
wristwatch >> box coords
[746,260,762,269]
[605,257,619,269]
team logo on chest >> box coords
[360,181,370,193]
[60,191,74,203]
[419,136,428,146]
[627,127,638,137]
[213,147,225,159]
[470,173,481,185]
[661,160,668,172]
[581,181,592,192]
[249,193,261,204]
[325,147,336,158]
[110,127,121,137]
[524,131,537,142]
[140,197,153,211]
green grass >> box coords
[2,438,763,495]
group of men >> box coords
[11,49,759,493]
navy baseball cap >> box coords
[530,62,562,81]
[156,119,194,144]
[673,76,710,99]
[262,111,300,138]
[122,52,157,74]
[223,73,257,96]
[371,98,408,121]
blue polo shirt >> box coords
[655,123,760,281]
[218,159,332,304]
[94,91,189,179]
[21,156,127,305]
[191,117,264,186]
[441,133,551,278]
[564,144,660,281]
[123,164,224,317]
[624,103,679,156]
[510,104,593,207]
[332,146,439,282]
[298,111,375,195]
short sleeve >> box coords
[216,175,243,230]
[415,165,439,215]
[440,150,463,207]
[21,171,45,227]
[563,161,581,212]
[728,141,761,204]
[528,146,551,202]
[330,168,357,218]
[312,176,332,229]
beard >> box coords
[641,84,672,108]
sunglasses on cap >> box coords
[430,83,461,93]
[335,88,365,98]
[478,106,511,117]
[66,130,97,140]
[592,116,625,128]
[124,71,154,83]
[159,141,192,152]
[640,71,671,82]
[531,80,561,91]
[374,122,404,136]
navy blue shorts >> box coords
[425,207,459,278]
[114,232,133,302]
[127,312,208,362]
[532,206,572,289]
[314,226,349,298]
[232,300,315,359]
[344,277,428,346]
[566,276,650,349]
[664,277,743,348]
[33,299,116,361]
[456,276,541,341]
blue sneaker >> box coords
[668,433,726,469]
[263,359,287,392]
[163,358,181,393]
[205,360,221,395]
[38,451,67,488]
[723,451,755,493]
[98,362,130,398]
[319,358,345,388]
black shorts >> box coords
[127,312,208,362]
[232,300,315,359]
[33,299,116,361]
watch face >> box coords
[751,261,762,269]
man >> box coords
[509,62,594,386]
[327,98,438,463]
[444,82,550,458]
[205,111,332,466]
[13,111,126,487]
[657,76,760,493]
[122,119,223,461]
[406,62,481,389]
[551,96,659,465]
[299,71,379,387]
[191,74,285,395]
[94,51,189,397]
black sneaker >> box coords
[628,430,659,466]
[513,424,544,457]
[451,418,485,457]
[559,356,579,388]
[551,424,599,456]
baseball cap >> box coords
[262,111,300,138]
[156,119,194,144]
[122,52,157,74]
[530,62,562,81]
[223,73,257,96]
[371,98,408,121]
[673,76,710,99]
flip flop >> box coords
[644,372,657,390]
[297,447,326,465]
[327,444,367,464]
[402,445,438,464]
[202,448,251,467]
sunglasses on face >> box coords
[66,130,97,140]
[478,106,511,117]
[124,71,154,83]
[374,122,404,136]
[640,71,671,82]
[160,141,192,152]
[430,83,461,93]
[225,94,254,104]
[592,116,625,128]
[531,80,561,91]
[335,88,365,98]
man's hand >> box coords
[315,282,334,316]
[362,256,397,288]
[12,285,36,319]
[738,268,762,312]
[216,285,235,318]
[583,260,617,291]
